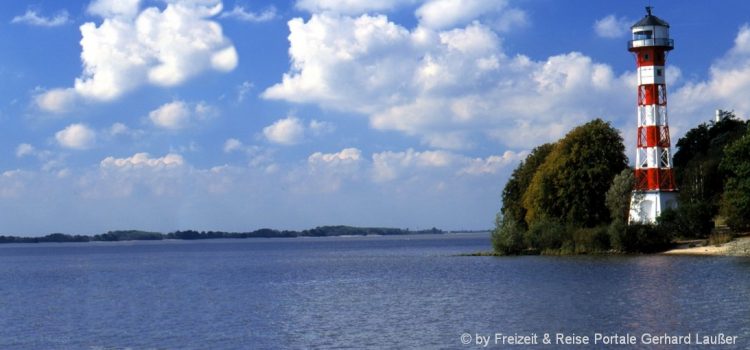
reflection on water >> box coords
[0,234,748,349]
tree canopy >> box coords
[720,128,750,231]
[501,143,554,228]
[522,119,628,227]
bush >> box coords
[524,218,569,253]
[658,203,715,239]
[608,221,673,253]
[608,219,628,252]
[628,224,673,253]
[491,214,526,255]
[572,226,610,253]
[708,232,733,246]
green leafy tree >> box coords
[673,112,747,209]
[720,129,750,231]
[523,119,628,227]
[500,143,554,227]
[491,213,525,255]
[605,168,634,223]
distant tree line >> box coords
[0,226,444,244]
[492,113,750,255]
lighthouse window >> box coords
[634,31,653,39]
[643,54,650,60]
[656,68,663,76]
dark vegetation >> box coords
[492,113,750,255]
[0,226,443,244]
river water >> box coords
[0,233,748,349]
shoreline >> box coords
[662,236,750,256]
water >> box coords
[0,233,748,349]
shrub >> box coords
[708,232,733,246]
[572,226,610,253]
[491,214,526,255]
[524,218,569,253]
[658,203,715,239]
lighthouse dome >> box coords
[631,14,670,28]
[629,7,672,51]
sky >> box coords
[1,0,750,235]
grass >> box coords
[708,232,734,246]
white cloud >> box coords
[236,81,254,102]
[492,8,528,33]
[223,138,244,153]
[220,5,277,22]
[416,0,510,29]
[0,170,30,198]
[671,25,750,131]
[594,15,631,39]
[55,124,96,150]
[35,88,78,114]
[16,143,36,158]
[265,14,634,150]
[11,9,71,27]
[37,0,237,109]
[309,119,335,135]
[372,148,455,182]
[107,123,142,138]
[263,117,306,145]
[303,147,363,192]
[459,150,527,175]
[295,0,411,14]
[309,147,361,165]
[100,152,184,169]
[87,0,141,18]
[149,100,216,130]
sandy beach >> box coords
[663,236,750,256]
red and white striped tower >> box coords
[628,7,678,223]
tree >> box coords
[491,213,525,255]
[605,168,634,223]
[673,112,747,209]
[500,143,554,228]
[720,129,750,231]
[523,119,628,227]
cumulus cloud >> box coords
[11,9,70,27]
[264,14,633,150]
[303,147,363,191]
[220,5,277,22]
[37,0,237,111]
[670,25,750,132]
[372,149,455,182]
[459,150,528,175]
[416,0,509,29]
[236,81,254,102]
[34,88,78,114]
[309,147,362,165]
[263,117,305,145]
[295,0,411,14]
[262,117,332,145]
[309,119,335,135]
[594,15,631,39]
[223,138,244,153]
[149,100,217,130]
[87,0,141,18]
[100,152,184,169]
[55,124,96,150]
[16,143,36,158]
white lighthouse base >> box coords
[628,191,678,224]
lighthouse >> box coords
[628,7,678,223]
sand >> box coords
[663,236,750,256]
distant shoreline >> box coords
[0,227,489,245]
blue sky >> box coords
[1,0,750,235]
